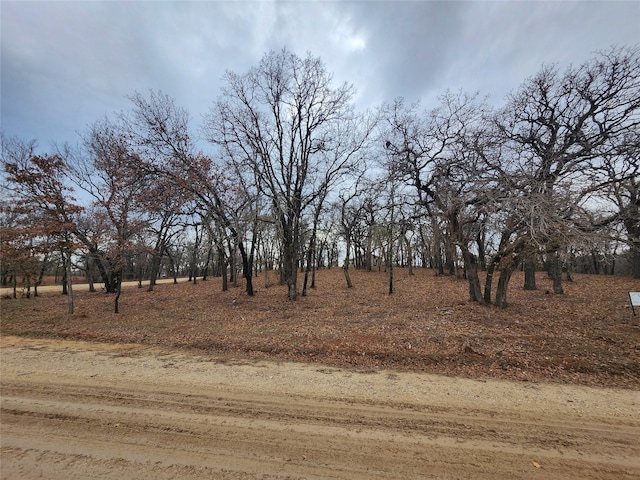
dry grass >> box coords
[2,268,639,388]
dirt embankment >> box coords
[1,336,639,479]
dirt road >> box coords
[1,336,638,479]
[0,277,189,297]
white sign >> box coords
[629,292,640,315]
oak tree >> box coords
[206,49,365,300]
[497,45,640,292]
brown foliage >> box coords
[2,268,639,388]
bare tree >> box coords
[383,91,495,303]
[206,48,369,300]
[497,45,640,292]
[140,177,192,291]
[71,118,149,313]
[336,188,364,289]
[125,90,257,296]
[589,128,640,277]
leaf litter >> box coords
[2,268,639,388]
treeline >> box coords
[2,46,638,313]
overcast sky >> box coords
[1,1,638,153]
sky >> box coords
[1,0,639,153]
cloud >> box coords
[1,0,638,150]
[334,2,469,106]
[432,2,640,103]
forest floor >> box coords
[2,268,640,479]
[1,267,639,388]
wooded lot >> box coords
[2,46,639,314]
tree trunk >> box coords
[343,236,353,289]
[461,247,484,304]
[494,267,514,308]
[523,259,537,290]
[279,259,285,285]
[342,265,353,289]
[404,234,414,276]
[95,256,117,293]
[165,250,178,284]
[302,241,313,296]
[34,254,48,297]
[286,273,297,300]
[148,248,162,291]
[238,240,254,296]
[221,261,228,291]
[444,235,456,276]
[114,271,122,314]
[87,255,96,292]
[632,241,640,279]
[623,215,640,278]
[191,246,198,285]
[230,243,238,287]
[218,245,228,291]
[365,225,373,272]
[202,246,212,281]
[302,209,321,297]
[435,242,444,275]
[282,226,298,300]
[316,240,325,270]
[483,260,496,304]
[190,227,201,285]
[61,250,68,295]
[388,246,394,294]
[137,258,143,289]
[550,252,564,294]
[65,248,74,315]
[428,215,444,275]
[565,259,573,282]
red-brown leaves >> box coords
[2,268,639,388]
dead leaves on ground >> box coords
[2,268,639,388]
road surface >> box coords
[1,336,638,479]
[0,277,188,297]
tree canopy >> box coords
[2,46,639,310]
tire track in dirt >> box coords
[1,336,639,479]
